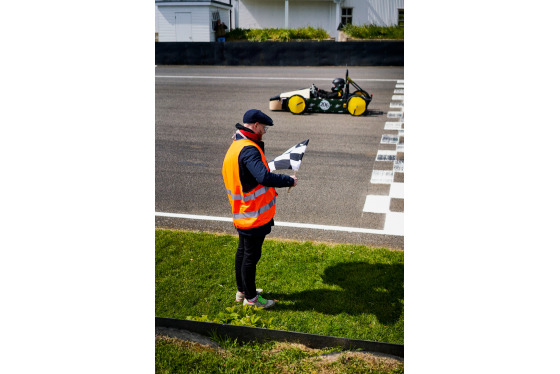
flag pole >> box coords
[288,171,297,193]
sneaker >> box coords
[235,288,263,302]
[243,294,275,309]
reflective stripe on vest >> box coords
[232,196,276,219]
[222,139,277,229]
[226,185,270,202]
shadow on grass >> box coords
[271,261,403,325]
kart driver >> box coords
[316,77,345,99]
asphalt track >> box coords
[155,66,404,249]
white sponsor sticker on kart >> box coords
[319,100,331,110]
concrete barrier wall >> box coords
[155,41,403,66]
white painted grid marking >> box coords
[381,134,399,144]
[376,150,397,161]
[389,183,404,198]
[370,170,394,184]
[385,122,403,130]
[363,195,391,213]
[393,160,404,173]
[384,213,404,236]
[361,80,404,236]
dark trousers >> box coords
[235,234,265,300]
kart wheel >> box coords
[287,95,306,115]
[347,95,367,116]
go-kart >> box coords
[269,70,372,116]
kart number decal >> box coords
[319,100,331,111]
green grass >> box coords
[155,335,404,374]
[155,229,404,345]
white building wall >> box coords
[238,0,403,38]
[288,1,334,33]
[156,3,231,42]
[155,0,402,41]
[156,5,159,33]
[345,0,404,27]
[239,0,336,36]
[239,0,285,29]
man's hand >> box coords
[291,175,298,186]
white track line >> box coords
[155,212,402,236]
[155,75,401,82]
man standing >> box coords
[214,19,228,42]
[222,109,297,309]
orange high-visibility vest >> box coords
[222,139,277,229]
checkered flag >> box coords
[268,139,309,172]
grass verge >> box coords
[155,335,404,374]
[156,229,403,345]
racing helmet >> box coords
[331,78,345,92]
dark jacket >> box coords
[234,124,294,236]
[214,22,228,38]
[317,89,342,99]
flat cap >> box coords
[243,109,274,126]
